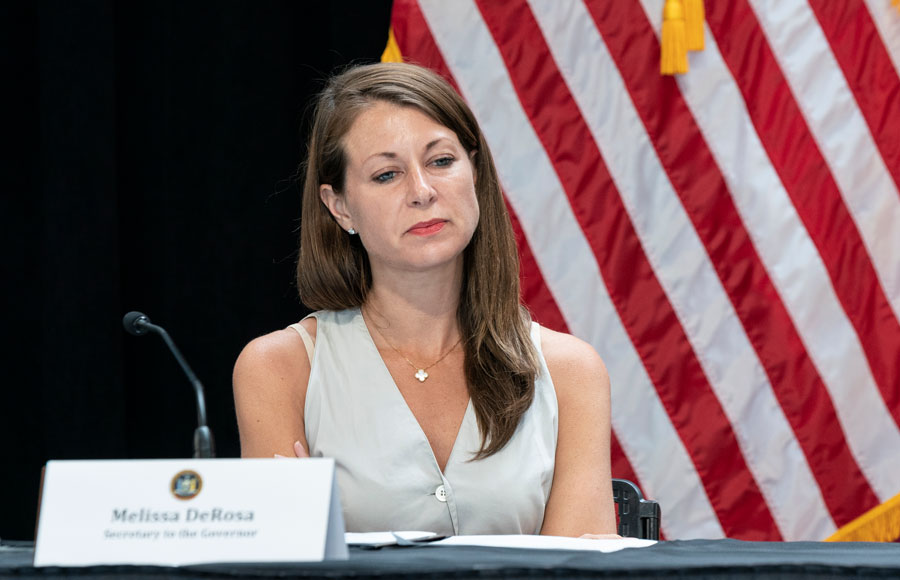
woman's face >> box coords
[321,101,480,276]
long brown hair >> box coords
[297,62,538,458]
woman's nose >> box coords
[407,165,437,206]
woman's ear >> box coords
[320,184,354,231]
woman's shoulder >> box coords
[233,318,318,388]
[538,326,609,398]
[538,326,605,368]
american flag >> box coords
[384,0,900,541]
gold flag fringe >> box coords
[826,492,900,542]
[661,0,704,76]
[684,0,705,51]
[661,0,689,75]
[381,27,403,63]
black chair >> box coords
[612,478,661,540]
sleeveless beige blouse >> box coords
[290,308,558,535]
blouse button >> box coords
[434,485,448,502]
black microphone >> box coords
[123,311,215,458]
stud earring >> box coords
[347,228,357,235]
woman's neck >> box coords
[363,260,463,356]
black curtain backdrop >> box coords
[2,1,392,541]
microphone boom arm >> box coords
[124,311,215,458]
[144,321,209,429]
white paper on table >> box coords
[433,535,656,552]
[345,531,440,546]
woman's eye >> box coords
[432,156,455,167]
[374,171,397,183]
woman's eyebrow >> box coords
[364,138,455,165]
[423,137,452,152]
[363,151,398,164]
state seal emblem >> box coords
[170,470,202,500]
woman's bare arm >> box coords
[538,326,617,537]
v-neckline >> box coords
[353,308,472,474]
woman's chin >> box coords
[377,251,465,276]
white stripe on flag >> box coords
[749,0,900,322]
[417,0,724,539]
[530,0,831,542]
[638,0,664,31]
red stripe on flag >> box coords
[809,0,900,197]
[609,433,639,491]
[585,0,879,527]
[505,200,568,333]
[706,0,900,430]
[474,0,779,539]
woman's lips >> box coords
[407,219,447,236]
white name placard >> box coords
[34,458,347,567]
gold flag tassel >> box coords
[894,0,900,13]
[381,27,403,63]
[661,0,689,75]
[684,0,705,51]
[826,492,900,542]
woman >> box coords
[233,62,616,538]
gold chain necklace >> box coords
[369,321,462,383]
